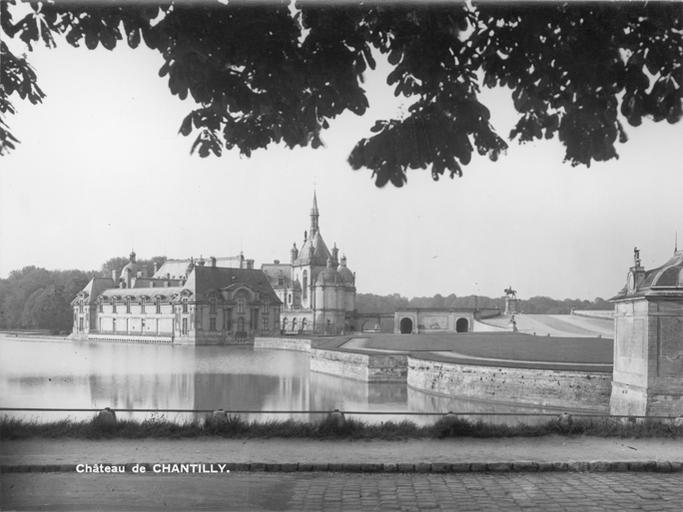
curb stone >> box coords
[1,461,682,474]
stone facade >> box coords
[610,247,683,416]
[261,193,356,335]
[72,253,281,345]
[407,356,612,411]
[394,309,475,334]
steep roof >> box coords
[72,277,115,304]
[154,259,194,279]
[295,231,332,267]
[261,263,293,289]
[189,266,281,303]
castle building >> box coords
[261,192,356,334]
[610,246,683,416]
[71,252,280,345]
[71,193,355,342]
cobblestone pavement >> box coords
[2,471,683,511]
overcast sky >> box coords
[1,36,682,300]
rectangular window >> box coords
[112,318,117,333]
[98,302,103,313]
[126,299,131,314]
[210,299,216,314]
[156,298,161,314]
[209,317,216,331]
[141,299,146,314]
[79,317,84,331]
[262,316,268,330]
[237,299,245,314]
[226,309,232,331]
[182,299,188,313]
[112,300,117,313]
[182,318,188,335]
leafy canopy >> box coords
[1,1,681,186]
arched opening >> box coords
[399,317,413,334]
[456,317,469,333]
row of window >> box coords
[95,298,257,315]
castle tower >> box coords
[609,246,683,416]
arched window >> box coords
[292,318,298,332]
[282,317,288,330]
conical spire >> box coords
[310,190,320,236]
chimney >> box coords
[274,259,280,264]
[247,259,254,270]
[153,261,159,274]
[111,269,117,282]
[210,256,217,268]
[136,271,143,279]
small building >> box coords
[394,308,476,334]
[71,252,281,345]
[610,247,683,416]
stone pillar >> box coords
[504,297,519,315]
[610,249,683,416]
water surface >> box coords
[0,335,585,425]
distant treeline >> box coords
[1,259,612,334]
[0,257,165,333]
[355,293,613,315]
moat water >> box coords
[1,336,569,425]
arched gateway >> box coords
[399,317,413,334]
[456,317,469,333]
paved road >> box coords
[2,471,682,511]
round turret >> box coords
[316,257,342,285]
[120,251,140,287]
[337,254,354,285]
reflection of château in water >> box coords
[71,192,357,343]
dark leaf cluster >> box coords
[1,1,681,185]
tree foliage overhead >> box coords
[1,1,681,186]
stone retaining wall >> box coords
[310,349,407,383]
[254,337,312,352]
[407,356,611,411]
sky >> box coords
[1,24,682,301]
